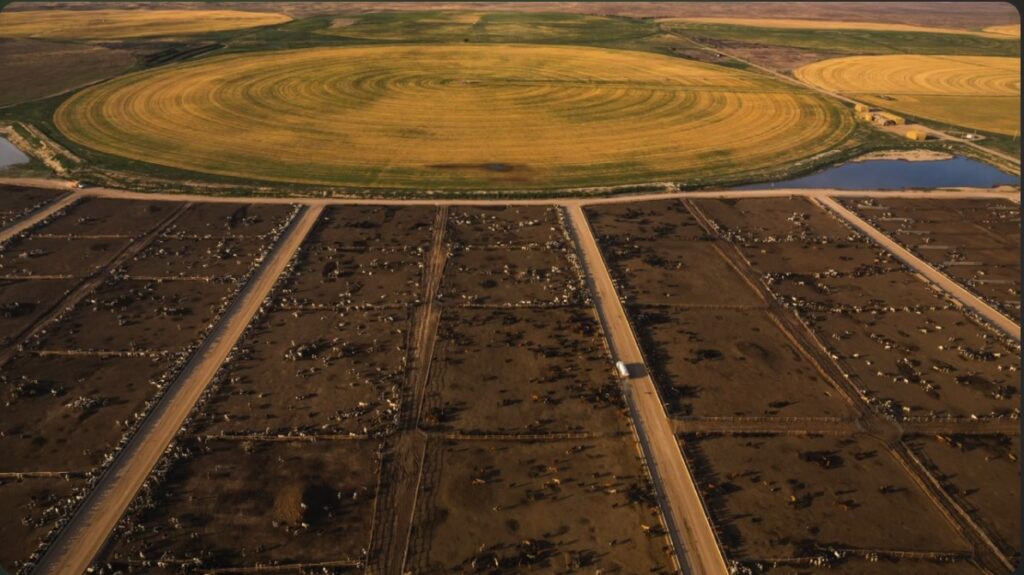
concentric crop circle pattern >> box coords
[55,45,855,189]
[796,55,1020,97]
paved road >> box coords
[32,205,323,575]
[565,205,729,575]
[817,196,1020,340]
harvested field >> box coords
[908,434,1020,557]
[985,24,1021,37]
[200,307,409,437]
[0,236,130,277]
[0,9,292,40]
[406,437,676,574]
[683,433,971,561]
[841,198,1021,320]
[443,245,586,306]
[100,439,379,570]
[54,45,855,189]
[0,352,173,472]
[33,198,179,238]
[0,37,134,106]
[0,278,76,345]
[662,17,1010,37]
[425,306,624,433]
[0,185,59,228]
[324,11,656,43]
[0,476,84,572]
[795,55,1021,135]
[37,278,235,352]
[630,307,850,418]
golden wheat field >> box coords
[796,55,1021,135]
[984,24,1021,37]
[662,17,1002,37]
[53,45,854,190]
[0,9,291,40]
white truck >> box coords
[615,360,630,379]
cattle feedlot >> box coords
[0,3,1019,575]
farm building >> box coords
[877,112,906,125]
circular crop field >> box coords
[55,45,855,190]
[796,55,1020,135]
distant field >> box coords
[54,44,855,190]
[0,37,135,106]
[0,9,291,40]
[796,55,1020,135]
[985,24,1021,37]
[663,17,1005,37]
[664,21,1021,57]
[322,10,657,43]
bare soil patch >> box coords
[200,307,409,437]
[683,433,971,560]
[37,278,234,352]
[0,353,173,472]
[908,434,1020,557]
[425,306,624,434]
[101,439,379,570]
[0,236,130,277]
[406,437,675,574]
[630,306,850,418]
[0,476,84,572]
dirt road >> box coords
[0,177,1016,208]
[817,196,1020,340]
[0,190,79,243]
[32,205,322,575]
[564,205,729,575]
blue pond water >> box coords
[735,156,1018,190]
[0,136,29,169]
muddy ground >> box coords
[406,436,676,574]
[425,306,625,434]
[630,306,850,418]
[0,352,174,472]
[200,307,409,437]
[0,476,83,572]
[102,439,380,570]
[907,433,1020,557]
[683,433,972,560]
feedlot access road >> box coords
[1,176,1016,575]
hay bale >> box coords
[905,130,928,141]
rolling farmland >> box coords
[796,55,1021,135]
[53,44,855,190]
[0,9,291,40]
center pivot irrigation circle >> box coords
[55,45,854,190]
